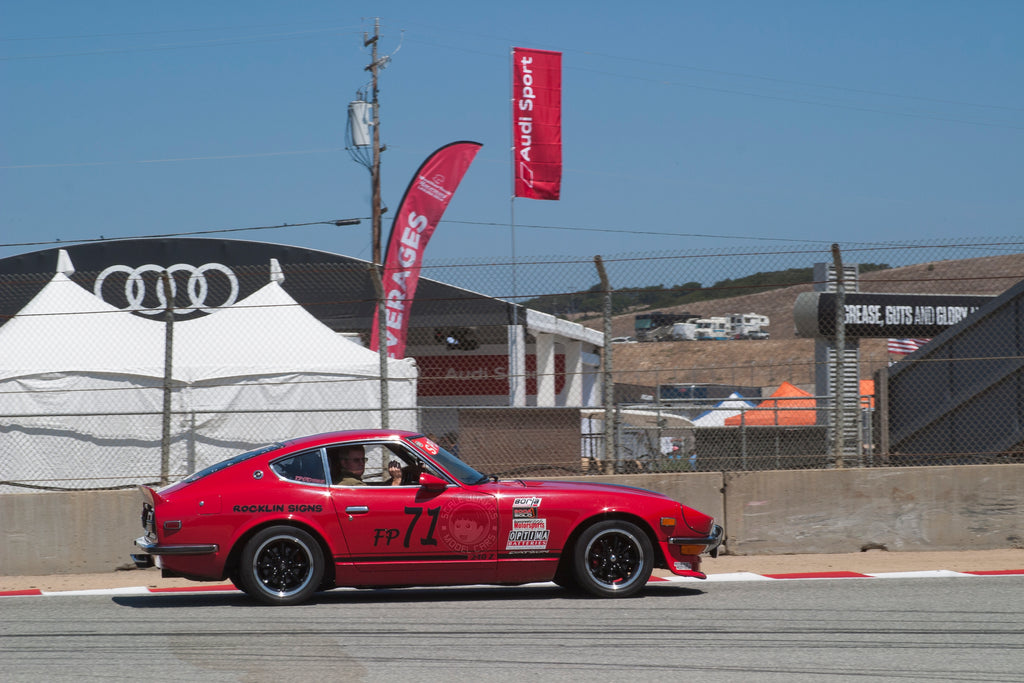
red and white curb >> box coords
[3,569,1022,598]
[652,569,1024,582]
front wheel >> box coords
[572,520,653,598]
[237,525,324,606]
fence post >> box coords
[160,271,173,486]
[594,255,615,471]
[876,365,890,465]
[369,265,390,429]
[831,244,846,468]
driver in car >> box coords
[332,445,366,485]
[331,445,403,486]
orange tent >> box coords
[724,381,816,426]
[859,379,875,409]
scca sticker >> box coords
[413,436,440,455]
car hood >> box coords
[499,478,676,503]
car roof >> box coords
[279,429,423,450]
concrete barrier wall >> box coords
[1,464,1021,576]
[0,489,140,575]
[722,464,1023,555]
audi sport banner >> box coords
[370,141,483,359]
[513,47,562,200]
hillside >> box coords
[591,253,1024,390]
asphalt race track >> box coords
[1,576,1022,682]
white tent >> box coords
[0,253,417,492]
[691,392,757,427]
[580,408,694,465]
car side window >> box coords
[271,449,327,485]
[341,443,442,486]
[358,444,416,485]
[380,443,444,485]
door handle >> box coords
[345,505,369,514]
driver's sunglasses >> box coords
[342,456,367,463]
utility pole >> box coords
[364,18,384,265]
[362,18,389,428]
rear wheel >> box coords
[237,525,324,606]
[572,520,653,598]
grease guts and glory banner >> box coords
[513,47,562,200]
[370,141,483,359]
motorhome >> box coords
[694,317,731,340]
[729,312,770,338]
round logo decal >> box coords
[438,500,497,553]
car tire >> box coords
[237,525,324,606]
[228,565,246,594]
[572,520,653,598]
[552,562,581,592]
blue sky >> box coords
[2,2,1022,272]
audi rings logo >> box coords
[93,263,240,316]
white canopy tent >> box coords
[0,252,418,492]
[580,408,695,466]
[691,392,757,427]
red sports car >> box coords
[132,430,723,605]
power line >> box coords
[0,219,362,249]
[0,21,354,42]
[3,213,1022,253]
[0,27,359,61]
[2,147,347,170]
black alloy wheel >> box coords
[238,525,324,606]
[573,520,653,598]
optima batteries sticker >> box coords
[506,518,549,550]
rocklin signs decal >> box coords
[370,141,483,359]
[512,47,562,200]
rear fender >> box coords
[223,518,337,586]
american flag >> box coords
[888,338,930,355]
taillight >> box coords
[141,503,156,537]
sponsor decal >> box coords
[232,504,323,513]
[513,497,542,508]
[512,519,547,531]
[512,507,538,519]
[439,499,498,553]
[506,528,550,550]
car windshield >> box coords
[409,435,489,485]
[180,443,283,484]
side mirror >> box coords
[418,472,448,491]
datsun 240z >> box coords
[132,430,723,605]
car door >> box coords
[328,443,498,586]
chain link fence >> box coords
[2,239,1022,491]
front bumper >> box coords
[668,523,724,558]
[131,536,219,568]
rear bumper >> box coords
[132,536,218,566]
